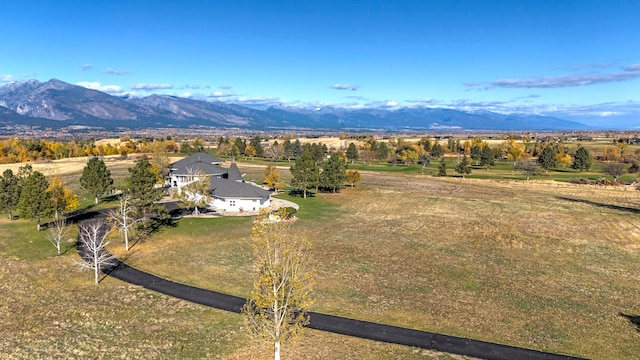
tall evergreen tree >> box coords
[291,139,302,159]
[249,136,264,157]
[430,143,444,158]
[346,142,359,164]
[480,146,496,169]
[18,171,51,230]
[0,169,21,220]
[283,139,293,161]
[376,142,390,161]
[320,153,347,193]
[125,159,163,215]
[470,145,482,165]
[80,157,113,204]
[455,156,472,178]
[438,158,447,176]
[290,152,319,199]
[538,145,558,171]
[571,146,592,172]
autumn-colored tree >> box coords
[504,138,526,164]
[243,210,314,360]
[345,169,361,187]
[264,164,285,193]
[48,174,79,219]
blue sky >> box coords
[1,0,639,127]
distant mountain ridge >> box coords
[0,79,588,131]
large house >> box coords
[168,153,272,213]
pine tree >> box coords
[80,157,113,204]
[480,146,495,169]
[18,171,52,230]
[290,152,319,199]
[538,145,558,171]
[455,156,472,178]
[346,143,359,164]
[571,146,592,172]
[0,169,21,220]
[320,153,347,193]
[438,158,447,176]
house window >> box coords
[229,200,236,207]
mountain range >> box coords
[0,79,588,131]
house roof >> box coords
[226,162,244,181]
[170,153,226,176]
[171,153,224,169]
[208,176,271,199]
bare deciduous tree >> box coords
[47,216,69,255]
[243,210,314,360]
[75,220,116,284]
[109,195,143,251]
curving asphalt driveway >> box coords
[101,260,584,360]
[73,208,585,360]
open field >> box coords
[0,220,462,359]
[2,150,640,358]
[119,172,640,359]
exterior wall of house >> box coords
[210,197,271,212]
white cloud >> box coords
[0,74,16,83]
[468,64,640,89]
[76,81,127,96]
[80,64,94,71]
[130,83,173,91]
[102,67,129,76]
[331,84,360,91]
[180,84,211,90]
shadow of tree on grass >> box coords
[619,312,640,332]
[555,196,640,214]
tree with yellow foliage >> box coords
[243,210,314,360]
[48,174,79,219]
[264,164,285,193]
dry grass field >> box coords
[116,171,640,359]
[3,152,640,358]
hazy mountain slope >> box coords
[0,78,588,130]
